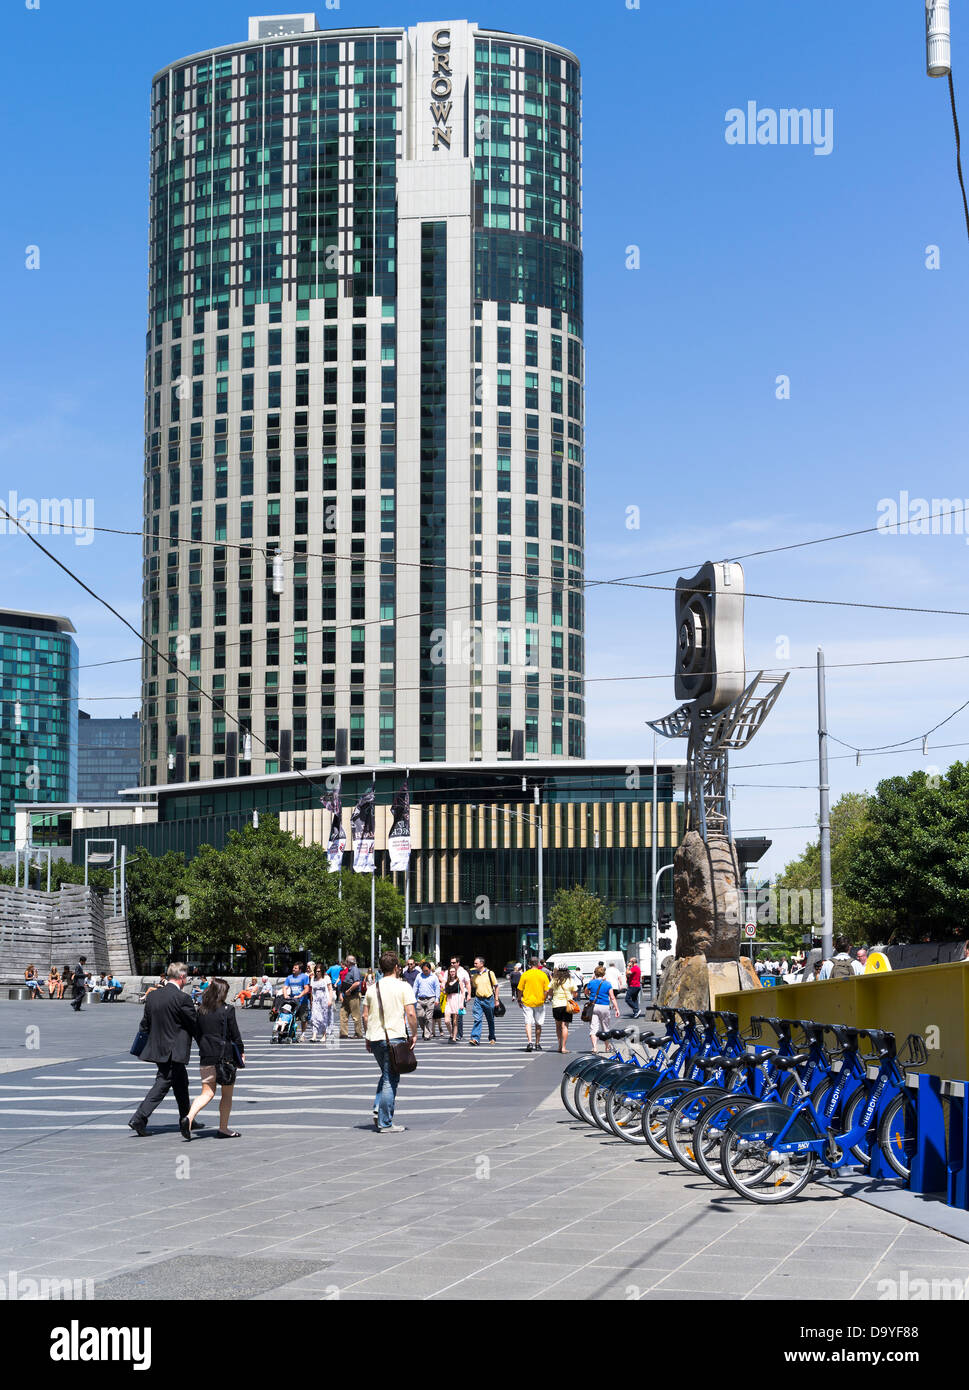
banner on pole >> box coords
[387,780,411,872]
[322,791,346,874]
[351,786,375,874]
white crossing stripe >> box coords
[0,1025,541,1131]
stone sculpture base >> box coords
[657,953,761,1012]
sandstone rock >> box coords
[673,830,743,961]
[657,954,712,1011]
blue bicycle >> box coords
[719,1027,926,1203]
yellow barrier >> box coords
[718,961,969,1082]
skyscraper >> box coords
[76,712,142,802]
[0,610,78,851]
[142,15,584,785]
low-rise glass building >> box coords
[74,757,685,961]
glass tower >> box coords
[0,610,78,850]
[142,15,584,785]
[76,713,142,802]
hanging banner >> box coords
[322,791,346,874]
[351,786,376,874]
[387,780,411,872]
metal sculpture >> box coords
[648,561,788,841]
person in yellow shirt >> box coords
[515,958,551,1052]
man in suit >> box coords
[70,957,90,1012]
[128,962,203,1137]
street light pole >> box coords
[650,733,659,1004]
[817,648,834,961]
[535,785,544,961]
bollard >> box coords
[909,1072,948,1194]
[942,1079,967,1210]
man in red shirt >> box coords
[625,959,643,1017]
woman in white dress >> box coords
[309,964,334,1043]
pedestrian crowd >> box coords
[110,949,646,1141]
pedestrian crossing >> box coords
[0,1022,540,1133]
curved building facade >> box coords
[142,15,584,784]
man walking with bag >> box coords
[363,951,417,1133]
[469,956,500,1046]
[128,962,202,1137]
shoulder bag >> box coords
[214,1007,239,1085]
[581,979,603,1025]
[376,980,418,1075]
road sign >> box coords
[401,928,413,948]
[743,923,756,939]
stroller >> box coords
[269,996,300,1044]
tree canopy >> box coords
[547,884,614,953]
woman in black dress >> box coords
[182,977,245,1139]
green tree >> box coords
[842,763,969,942]
[185,817,343,973]
[333,870,405,963]
[547,884,614,953]
[773,791,887,945]
[124,850,192,968]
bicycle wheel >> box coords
[721,1103,818,1204]
[879,1091,918,1180]
[560,1067,583,1119]
[695,1094,756,1187]
[667,1086,728,1173]
[642,1079,697,1157]
[840,1086,875,1168]
[573,1075,599,1124]
[589,1081,614,1132]
[605,1087,648,1143]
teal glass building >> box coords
[0,610,78,851]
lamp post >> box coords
[649,734,677,1005]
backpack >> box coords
[829,957,854,980]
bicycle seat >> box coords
[698,1053,734,1071]
[736,1046,778,1064]
[773,1051,811,1070]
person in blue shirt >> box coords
[283,960,312,1041]
[327,960,343,989]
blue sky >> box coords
[2,1,969,874]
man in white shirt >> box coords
[604,962,626,993]
[818,937,864,980]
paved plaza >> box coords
[0,1001,965,1301]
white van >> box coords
[545,951,629,987]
